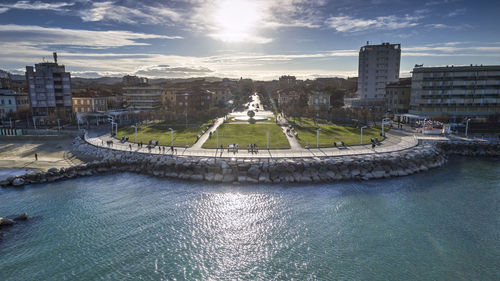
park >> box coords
[110,93,391,153]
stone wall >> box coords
[1,136,450,186]
[434,141,500,157]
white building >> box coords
[123,86,165,110]
[409,65,500,121]
[357,42,401,105]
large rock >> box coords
[0,218,14,226]
[12,177,25,186]
[14,213,28,221]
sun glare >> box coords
[213,0,261,42]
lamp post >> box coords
[267,128,269,149]
[422,118,426,136]
[361,126,367,144]
[316,128,321,148]
[168,127,173,146]
[465,118,471,137]
[57,119,60,131]
[131,125,138,143]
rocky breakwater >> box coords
[0,213,29,239]
[0,136,448,186]
[435,141,500,157]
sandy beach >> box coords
[0,136,85,171]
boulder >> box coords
[0,218,14,226]
[47,168,58,174]
[12,177,25,186]
[14,213,28,221]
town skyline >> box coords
[1,0,500,80]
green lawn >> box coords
[202,123,290,149]
[289,118,385,147]
[116,122,211,147]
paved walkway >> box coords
[85,130,419,158]
[190,117,224,149]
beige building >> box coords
[72,95,108,113]
[385,78,411,114]
[308,91,331,111]
[409,65,500,121]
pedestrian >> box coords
[34,153,38,161]
[171,145,174,154]
[129,144,132,150]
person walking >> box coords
[34,153,38,161]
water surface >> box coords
[0,157,498,280]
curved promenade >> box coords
[84,131,418,159]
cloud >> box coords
[326,15,419,32]
[80,1,181,25]
[134,65,214,78]
[75,0,326,44]
[448,8,466,17]
[0,8,8,13]
[425,23,473,30]
[0,1,73,12]
[0,24,182,49]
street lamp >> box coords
[216,129,219,149]
[422,118,426,136]
[131,125,138,143]
[168,127,173,146]
[267,128,270,149]
[361,126,367,144]
[465,118,471,137]
[316,128,321,148]
[57,119,61,131]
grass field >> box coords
[116,122,211,147]
[202,123,290,149]
[290,118,385,147]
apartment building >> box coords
[409,65,500,121]
[72,92,108,113]
[123,86,165,110]
[385,78,411,114]
[174,90,212,114]
[25,52,72,119]
[358,42,401,105]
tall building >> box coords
[409,65,500,121]
[26,52,72,119]
[357,42,401,106]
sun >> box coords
[213,0,261,43]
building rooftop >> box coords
[413,65,500,72]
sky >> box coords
[0,0,499,80]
